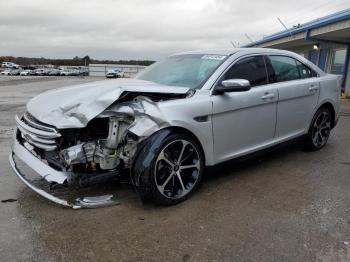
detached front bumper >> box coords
[9,131,117,209]
[12,131,69,183]
[9,132,80,208]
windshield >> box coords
[136,54,227,89]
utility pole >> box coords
[277,17,292,37]
[245,34,253,43]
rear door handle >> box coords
[261,93,275,100]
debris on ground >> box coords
[1,198,17,203]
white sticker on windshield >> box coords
[201,55,226,60]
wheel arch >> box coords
[317,102,336,128]
[162,126,206,165]
[130,126,207,174]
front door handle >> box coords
[261,93,275,100]
[309,85,319,92]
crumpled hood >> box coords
[26,79,189,129]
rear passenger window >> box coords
[296,60,317,78]
[224,56,267,87]
[269,56,300,82]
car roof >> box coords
[173,48,295,56]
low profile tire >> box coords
[132,131,204,205]
[304,107,332,151]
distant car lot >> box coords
[0,63,89,77]
[0,62,131,79]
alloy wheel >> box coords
[154,139,201,199]
[312,111,331,148]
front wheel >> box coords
[304,107,332,151]
[132,132,204,205]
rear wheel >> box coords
[305,107,332,151]
[133,132,204,205]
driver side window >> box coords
[224,56,268,87]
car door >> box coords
[266,55,320,140]
[211,55,278,163]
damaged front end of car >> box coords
[10,89,190,208]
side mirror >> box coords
[215,79,251,94]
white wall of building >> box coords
[89,64,147,78]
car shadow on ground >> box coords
[16,138,305,210]
[203,139,304,182]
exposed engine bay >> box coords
[17,91,189,188]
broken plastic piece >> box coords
[9,152,120,209]
[73,195,120,209]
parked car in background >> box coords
[79,68,89,76]
[0,70,12,75]
[32,69,45,76]
[22,66,36,71]
[20,70,32,76]
[49,69,61,76]
[1,62,19,69]
[69,69,80,76]
[60,70,70,76]
[29,70,37,76]
[9,69,21,75]
[9,48,340,208]
[106,69,124,78]
[42,69,52,76]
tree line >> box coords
[0,55,155,67]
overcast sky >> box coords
[1,0,349,60]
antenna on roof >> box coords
[245,34,253,43]
[277,17,292,37]
[230,41,236,48]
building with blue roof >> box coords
[245,9,350,98]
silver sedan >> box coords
[10,48,341,207]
